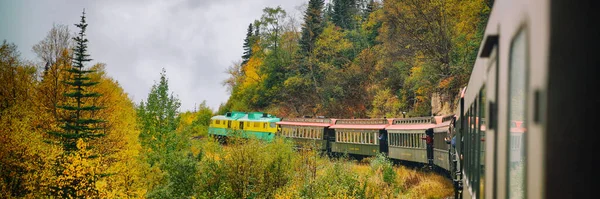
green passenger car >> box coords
[277,118,334,151]
[329,119,391,157]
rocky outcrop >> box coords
[431,91,461,116]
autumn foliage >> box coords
[221,0,490,118]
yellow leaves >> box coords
[369,88,402,118]
[449,0,487,41]
[315,24,353,58]
[54,139,102,198]
[76,138,87,150]
[242,55,263,87]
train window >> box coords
[315,129,320,139]
[346,132,350,142]
[479,87,486,199]
[360,132,364,143]
[304,129,308,138]
[400,134,404,147]
[508,29,527,199]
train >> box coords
[209,0,596,198]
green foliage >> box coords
[190,136,453,199]
[137,69,199,198]
[193,101,213,127]
[370,153,397,185]
[194,137,296,199]
[137,68,182,165]
[146,152,197,199]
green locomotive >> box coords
[208,111,281,141]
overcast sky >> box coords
[0,0,307,112]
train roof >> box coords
[386,115,454,130]
[276,118,333,127]
[329,118,392,130]
[386,117,436,130]
[211,111,246,120]
[237,112,280,122]
[210,111,280,122]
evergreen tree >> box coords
[299,0,325,55]
[332,0,358,30]
[324,2,334,23]
[50,9,104,151]
[363,0,381,47]
[241,23,253,66]
[137,68,181,165]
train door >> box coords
[240,121,244,129]
[379,130,388,155]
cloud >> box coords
[0,0,305,112]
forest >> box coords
[0,0,489,198]
[220,0,490,118]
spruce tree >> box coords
[50,9,104,151]
[299,0,325,55]
[241,23,253,66]
[332,0,358,30]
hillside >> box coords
[220,0,490,118]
